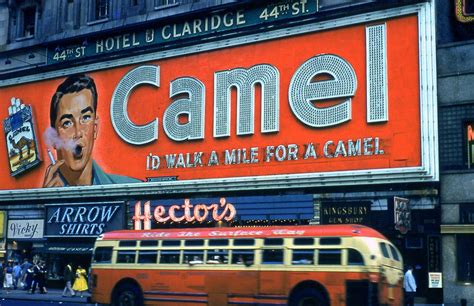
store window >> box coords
[466,122,474,169]
[457,235,474,282]
[18,6,36,39]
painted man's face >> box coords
[55,89,98,172]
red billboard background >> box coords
[0,15,421,190]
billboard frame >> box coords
[0,2,438,201]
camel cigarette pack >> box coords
[3,98,41,176]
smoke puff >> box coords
[43,127,76,151]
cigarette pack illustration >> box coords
[3,97,41,176]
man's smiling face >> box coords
[55,88,98,172]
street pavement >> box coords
[0,288,456,306]
[0,287,92,304]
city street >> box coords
[0,288,98,305]
[0,288,450,306]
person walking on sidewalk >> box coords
[20,258,33,290]
[3,261,14,293]
[12,261,21,290]
[404,265,417,306]
[62,262,76,297]
[72,265,88,298]
[30,261,45,294]
[38,261,48,294]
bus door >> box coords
[378,242,404,303]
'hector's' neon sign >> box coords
[133,198,236,229]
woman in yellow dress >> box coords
[72,265,88,297]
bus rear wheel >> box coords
[288,288,328,306]
[112,283,143,306]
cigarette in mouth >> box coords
[47,149,56,165]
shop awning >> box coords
[43,242,93,254]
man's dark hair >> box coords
[50,74,98,127]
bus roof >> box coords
[99,225,387,241]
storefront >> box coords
[41,202,126,282]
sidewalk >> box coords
[0,287,90,303]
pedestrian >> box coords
[38,261,48,294]
[30,261,45,294]
[62,262,76,297]
[3,261,14,293]
[0,259,4,289]
[20,258,33,290]
[12,261,21,290]
[72,265,88,298]
[404,265,417,306]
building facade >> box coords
[0,0,446,303]
[437,0,474,305]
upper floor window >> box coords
[93,0,109,21]
[20,6,36,38]
[460,204,474,224]
[155,0,179,9]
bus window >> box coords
[380,242,390,258]
[184,250,204,264]
[294,238,314,245]
[119,240,137,247]
[162,240,181,247]
[348,249,364,266]
[185,239,205,247]
[233,239,255,246]
[318,249,341,265]
[138,250,158,264]
[262,249,284,264]
[264,238,284,246]
[209,239,229,246]
[140,240,158,247]
[388,244,400,261]
[117,251,136,263]
[291,249,314,265]
[231,250,254,266]
[93,247,112,263]
[207,249,229,264]
[160,250,180,264]
[319,237,341,245]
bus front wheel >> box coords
[288,287,328,306]
[112,283,143,306]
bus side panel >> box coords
[286,271,374,306]
[94,268,261,305]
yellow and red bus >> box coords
[89,225,403,306]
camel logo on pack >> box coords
[3,97,41,176]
